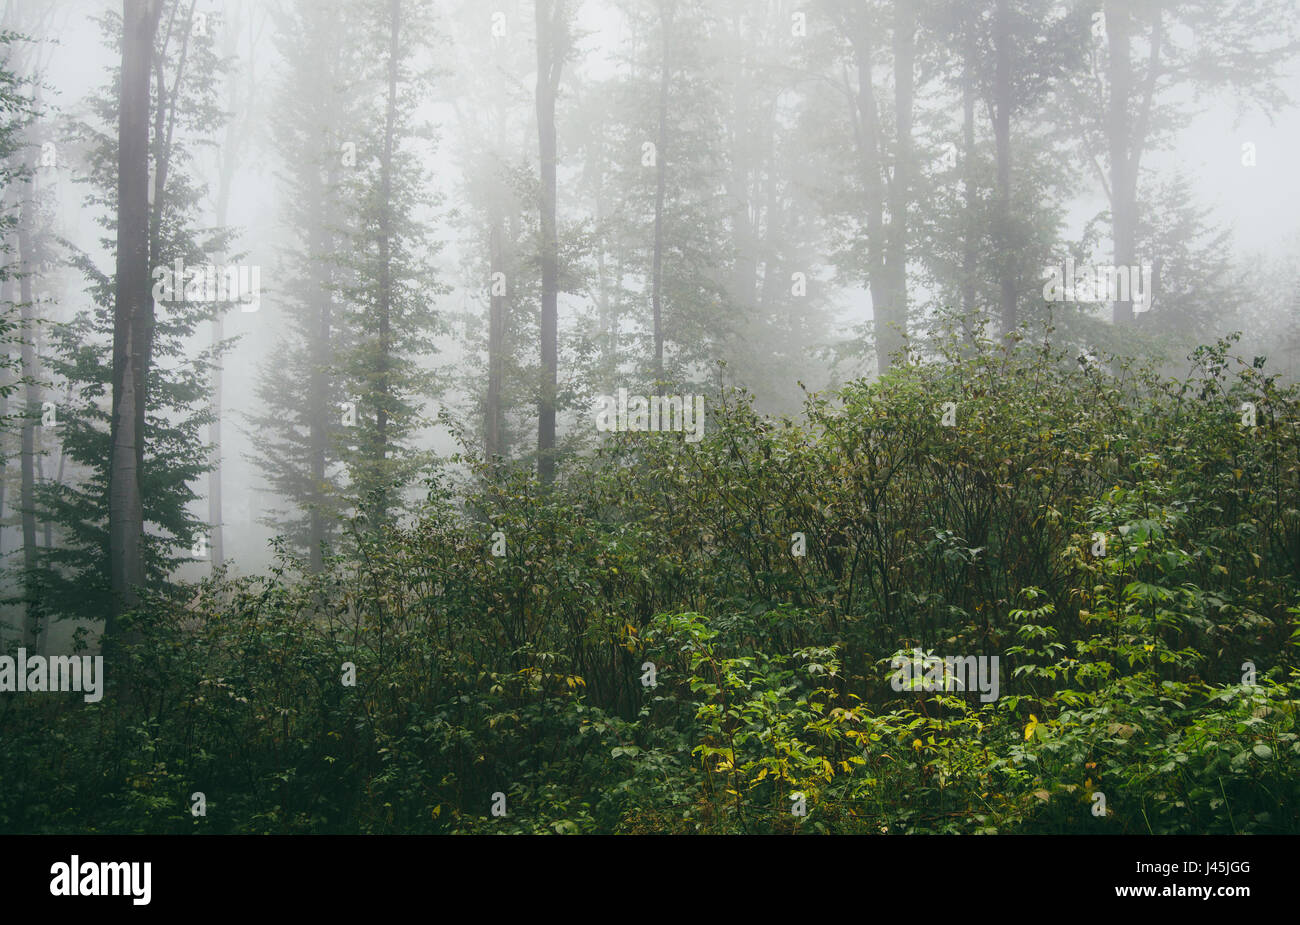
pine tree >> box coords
[39,1,230,627]
[248,0,369,568]
[333,0,445,526]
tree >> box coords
[333,0,443,528]
[440,1,541,471]
[43,0,228,628]
[249,0,367,566]
[1089,0,1300,325]
[535,0,567,484]
[822,0,917,375]
[204,0,267,573]
[0,23,41,643]
[107,0,163,636]
[649,0,672,389]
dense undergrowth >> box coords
[3,336,1299,833]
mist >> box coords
[3,0,1300,843]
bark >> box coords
[1105,0,1134,324]
[18,185,39,650]
[0,261,10,558]
[208,7,248,574]
[535,0,564,484]
[993,0,1016,336]
[960,20,978,345]
[208,315,224,567]
[846,5,895,375]
[650,0,671,391]
[887,0,915,355]
[372,0,399,521]
[1104,0,1162,325]
[108,0,162,637]
[485,214,506,463]
[141,2,193,496]
[307,182,333,571]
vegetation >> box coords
[3,335,1296,833]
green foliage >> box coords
[36,6,232,622]
[5,336,1299,833]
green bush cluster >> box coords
[3,336,1298,833]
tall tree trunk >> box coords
[993,0,1016,336]
[47,380,72,554]
[887,0,915,357]
[757,107,779,324]
[372,0,399,521]
[535,0,563,484]
[108,0,162,638]
[485,213,506,463]
[1104,1,1162,325]
[209,312,224,567]
[960,19,978,346]
[141,3,189,520]
[0,264,11,559]
[18,184,40,651]
[650,0,671,391]
[725,6,756,355]
[594,181,613,376]
[846,8,892,375]
[1105,0,1133,325]
[207,9,246,574]
[307,184,332,571]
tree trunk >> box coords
[0,263,10,559]
[209,312,224,567]
[372,0,399,521]
[847,8,893,375]
[1104,1,1162,325]
[535,0,563,484]
[1104,0,1133,324]
[307,185,332,571]
[960,19,978,346]
[18,188,39,650]
[993,0,1016,337]
[887,0,915,357]
[485,214,506,463]
[108,0,162,638]
[650,0,671,391]
[207,10,247,575]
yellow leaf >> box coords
[1024,714,1039,741]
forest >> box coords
[1,0,1299,835]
